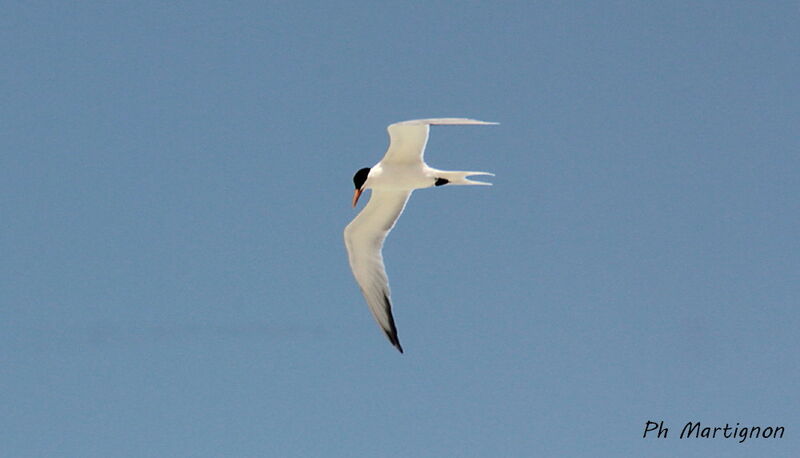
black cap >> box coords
[353,167,370,189]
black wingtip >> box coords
[385,331,403,354]
[382,327,404,354]
[383,293,404,354]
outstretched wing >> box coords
[344,189,413,353]
[381,118,498,164]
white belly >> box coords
[368,163,434,190]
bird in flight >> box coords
[344,118,497,353]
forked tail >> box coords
[435,170,494,186]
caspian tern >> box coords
[344,118,497,353]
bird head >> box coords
[351,167,370,207]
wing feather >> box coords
[344,189,412,353]
[382,118,498,164]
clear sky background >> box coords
[2,1,798,457]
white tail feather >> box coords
[436,171,494,186]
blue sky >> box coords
[2,1,798,456]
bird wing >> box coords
[381,118,498,164]
[344,189,412,353]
